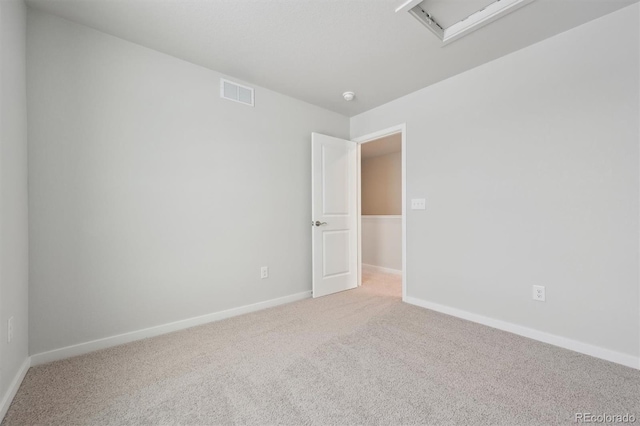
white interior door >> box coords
[311,133,357,298]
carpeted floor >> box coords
[3,270,640,425]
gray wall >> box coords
[0,0,29,398]
[351,5,640,357]
[27,10,349,355]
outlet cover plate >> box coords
[7,317,14,343]
[532,285,545,302]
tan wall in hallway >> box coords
[361,151,401,215]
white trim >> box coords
[400,0,535,45]
[442,0,535,45]
[405,296,640,370]
[31,291,311,366]
[353,124,407,303]
[0,357,30,422]
[356,142,362,288]
[362,264,402,276]
[395,0,422,14]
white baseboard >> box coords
[362,263,402,275]
[404,296,640,370]
[0,357,31,422]
[31,291,312,366]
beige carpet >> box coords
[3,270,639,425]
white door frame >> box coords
[353,124,407,302]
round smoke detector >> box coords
[342,91,355,101]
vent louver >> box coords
[220,78,254,106]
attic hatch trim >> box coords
[396,0,535,46]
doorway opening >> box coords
[310,126,405,300]
[355,125,406,301]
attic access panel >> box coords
[422,0,496,27]
[396,0,535,45]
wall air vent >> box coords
[220,78,254,106]
[396,0,535,46]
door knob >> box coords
[314,221,328,227]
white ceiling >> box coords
[362,134,402,159]
[26,0,638,117]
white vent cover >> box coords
[220,78,254,106]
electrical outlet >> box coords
[260,266,269,279]
[7,317,14,343]
[532,285,545,302]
